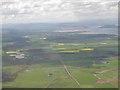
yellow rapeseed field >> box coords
[6,51,17,54]
[81,48,94,51]
[59,50,80,53]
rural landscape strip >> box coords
[45,77,68,88]
[60,60,81,87]
[45,79,56,88]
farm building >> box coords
[15,54,25,59]
[48,73,53,77]
[100,61,108,64]
[9,52,25,59]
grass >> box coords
[3,56,118,88]
[3,64,73,88]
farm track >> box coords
[96,77,118,84]
[44,49,81,88]
[45,59,80,88]
[60,60,81,87]
[12,65,30,76]
[12,55,33,76]
[95,68,118,74]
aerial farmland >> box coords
[2,22,118,88]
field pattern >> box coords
[2,29,118,88]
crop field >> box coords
[2,29,118,88]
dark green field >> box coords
[2,29,118,88]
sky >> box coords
[1,0,119,24]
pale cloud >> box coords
[1,0,119,24]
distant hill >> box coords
[2,19,117,31]
[98,25,118,28]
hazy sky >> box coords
[1,0,119,24]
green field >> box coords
[2,31,118,88]
[3,57,118,88]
